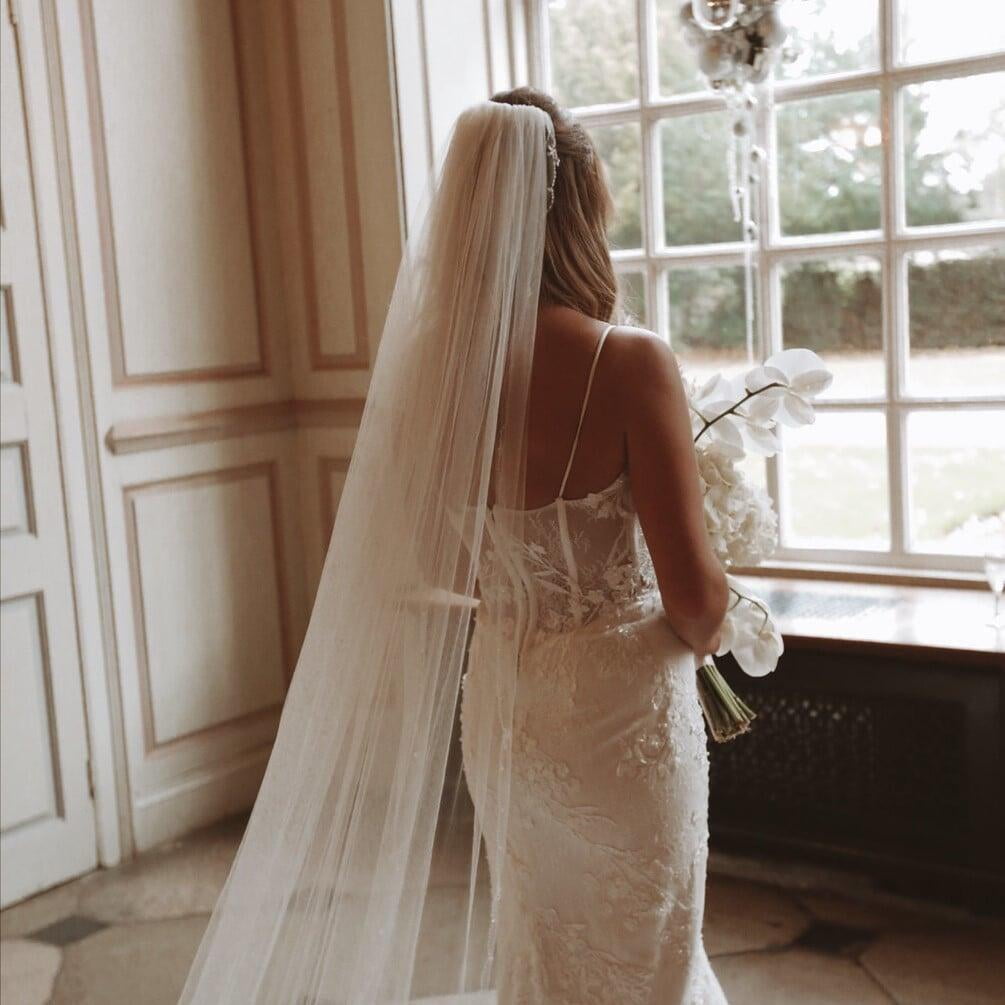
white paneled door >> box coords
[1,9,97,906]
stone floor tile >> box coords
[0,880,83,939]
[703,875,810,956]
[860,925,1005,1005]
[0,938,62,1005]
[414,994,495,1004]
[50,915,208,1005]
[797,890,960,933]
[77,816,244,924]
[28,914,108,948]
[795,920,877,956]
[713,947,893,1004]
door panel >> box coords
[0,6,97,907]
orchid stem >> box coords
[694,381,785,443]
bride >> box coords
[181,87,729,1005]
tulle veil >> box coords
[179,100,551,1002]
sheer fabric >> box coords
[179,102,550,1004]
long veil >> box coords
[179,101,550,1003]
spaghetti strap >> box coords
[558,324,615,498]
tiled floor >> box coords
[2,815,1001,1004]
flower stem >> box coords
[697,659,756,743]
[694,381,785,443]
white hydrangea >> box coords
[696,444,778,568]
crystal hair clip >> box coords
[546,129,560,211]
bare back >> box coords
[523,304,727,657]
[524,306,628,509]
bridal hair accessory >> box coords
[686,347,833,740]
[545,123,560,210]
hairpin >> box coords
[546,129,560,211]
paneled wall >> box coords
[37,0,403,854]
[50,0,300,851]
[263,0,402,593]
[7,0,525,878]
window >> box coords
[535,0,1005,575]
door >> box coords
[1,4,98,906]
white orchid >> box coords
[690,348,832,458]
[716,576,784,678]
[685,349,832,737]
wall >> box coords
[39,0,402,855]
[9,0,527,874]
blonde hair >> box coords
[491,87,617,323]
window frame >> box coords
[529,0,1005,580]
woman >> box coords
[460,88,729,1004]
[181,89,726,1005]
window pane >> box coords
[904,73,1005,228]
[665,266,753,383]
[907,246,1005,397]
[780,0,878,80]
[781,411,890,549]
[617,270,647,326]
[776,90,883,236]
[653,0,705,96]
[591,122,643,250]
[780,257,883,399]
[900,0,1005,64]
[548,0,638,108]
[661,112,741,246]
[908,410,1005,555]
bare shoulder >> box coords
[603,326,686,412]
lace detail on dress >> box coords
[480,473,659,637]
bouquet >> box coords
[689,348,833,741]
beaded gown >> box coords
[460,326,727,1004]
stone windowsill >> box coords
[731,576,1005,664]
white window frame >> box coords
[528,0,1005,582]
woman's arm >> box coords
[615,330,728,659]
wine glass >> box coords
[985,553,1005,629]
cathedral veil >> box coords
[179,101,550,1002]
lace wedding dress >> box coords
[461,325,728,1004]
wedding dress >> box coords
[461,324,728,1004]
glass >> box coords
[986,554,1005,628]
[618,270,648,325]
[654,0,707,96]
[776,90,883,236]
[900,0,1005,64]
[903,74,1005,228]
[780,257,883,399]
[591,122,643,250]
[907,409,1005,555]
[779,0,878,80]
[906,246,1005,397]
[781,411,890,549]
[665,265,753,383]
[548,0,638,109]
[661,112,742,246]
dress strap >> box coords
[558,324,615,498]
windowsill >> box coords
[732,561,986,592]
[730,574,1004,662]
